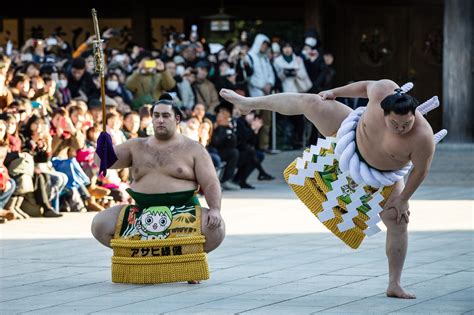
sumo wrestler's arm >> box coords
[400,133,435,202]
[319,79,399,101]
[94,138,134,170]
[193,144,222,229]
[388,133,435,224]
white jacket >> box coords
[248,34,275,96]
[177,78,195,109]
[273,54,312,93]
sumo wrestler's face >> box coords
[384,112,415,135]
[152,104,180,140]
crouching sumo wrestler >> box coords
[91,98,225,284]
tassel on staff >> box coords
[91,8,117,176]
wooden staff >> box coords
[91,8,106,132]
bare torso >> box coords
[128,136,199,193]
[356,100,432,171]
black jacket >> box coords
[236,117,258,151]
[211,125,238,150]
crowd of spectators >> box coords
[0,27,336,223]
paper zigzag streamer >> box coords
[289,136,388,237]
[287,82,448,240]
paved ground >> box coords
[0,144,473,314]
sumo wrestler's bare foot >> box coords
[219,89,253,115]
[187,280,200,284]
[386,283,416,299]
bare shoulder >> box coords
[124,137,147,149]
[411,114,434,151]
[368,79,399,102]
[182,136,207,155]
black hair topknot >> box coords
[380,89,419,116]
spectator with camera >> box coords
[164,58,196,116]
[210,103,240,191]
[248,34,275,151]
[193,61,220,115]
[20,114,63,217]
[125,56,176,109]
[235,111,275,189]
[215,68,239,102]
[274,41,312,93]
[274,41,313,148]
[228,44,253,97]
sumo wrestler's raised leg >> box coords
[200,207,226,253]
[380,180,415,299]
[91,205,123,248]
[219,89,352,137]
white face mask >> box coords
[107,81,119,91]
[176,65,185,76]
[58,80,68,89]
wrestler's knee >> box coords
[91,205,122,246]
[204,219,226,253]
[297,94,322,115]
[381,207,408,232]
[90,212,108,241]
[201,208,226,253]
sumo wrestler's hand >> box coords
[207,209,222,229]
[318,90,336,101]
[386,196,410,224]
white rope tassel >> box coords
[400,82,414,93]
[417,96,439,116]
[434,129,448,144]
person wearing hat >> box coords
[271,42,281,59]
[215,67,246,103]
[192,60,220,114]
[301,34,327,94]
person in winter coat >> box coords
[273,41,313,148]
[273,42,312,93]
[247,34,275,150]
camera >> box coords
[284,68,297,77]
[144,60,157,69]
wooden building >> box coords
[1,0,472,141]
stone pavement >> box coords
[0,145,473,314]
